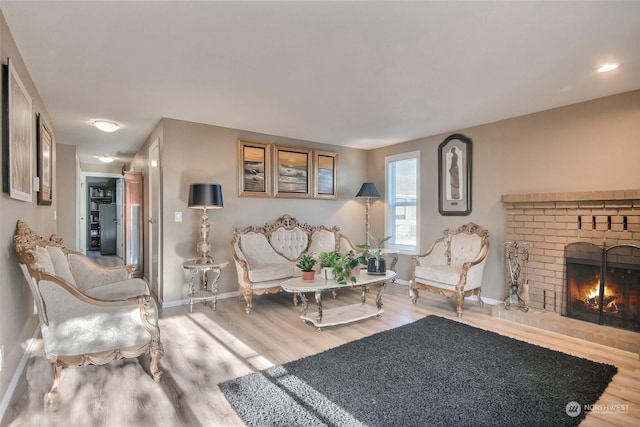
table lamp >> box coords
[355,182,380,245]
[188,183,223,264]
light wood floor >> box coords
[3,283,638,426]
[86,251,124,267]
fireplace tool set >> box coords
[504,241,530,312]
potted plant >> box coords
[357,233,392,275]
[332,250,369,284]
[296,254,317,281]
[345,250,368,276]
[317,251,344,280]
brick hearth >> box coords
[501,190,640,313]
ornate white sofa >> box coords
[13,220,163,404]
[230,214,360,314]
[411,222,490,317]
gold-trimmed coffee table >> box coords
[281,270,396,331]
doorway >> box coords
[80,173,124,266]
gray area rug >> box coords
[219,315,617,427]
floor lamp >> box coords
[355,182,380,245]
[188,183,224,264]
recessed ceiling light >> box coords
[91,120,120,132]
[597,63,619,73]
[98,155,115,163]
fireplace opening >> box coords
[564,242,640,332]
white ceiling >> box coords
[1,1,639,165]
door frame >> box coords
[148,138,162,303]
[79,172,124,254]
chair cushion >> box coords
[247,263,294,283]
[415,264,461,285]
[415,264,481,291]
[241,232,291,267]
[307,229,338,254]
[449,233,482,267]
[47,246,77,287]
[33,247,56,275]
[84,278,150,300]
[269,227,309,260]
[68,253,130,291]
[39,280,156,357]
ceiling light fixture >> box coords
[92,120,120,132]
[98,155,115,163]
[597,63,619,73]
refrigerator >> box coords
[99,204,117,255]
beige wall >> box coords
[0,11,56,408]
[134,119,369,304]
[369,90,640,300]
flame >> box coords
[586,281,600,300]
[585,283,615,300]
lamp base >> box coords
[195,255,214,265]
[194,209,214,264]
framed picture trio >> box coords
[237,140,338,199]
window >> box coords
[385,151,419,253]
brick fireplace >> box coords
[502,190,640,315]
[565,242,640,332]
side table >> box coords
[182,259,229,313]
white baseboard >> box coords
[0,326,39,424]
[160,285,501,308]
[479,297,501,305]
[161,290,241,309]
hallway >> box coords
[86,250,124,267]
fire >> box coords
[584,283,618,313]
[585,284,615,300]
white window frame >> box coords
[385,151,420,254]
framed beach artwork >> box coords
[3,58,33,202]
[237,140,271,197]
[273,145,312,198]
[313,150,338,199]
[438,133,472,216]
[37,113,53,205]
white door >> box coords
[148,139,162,301]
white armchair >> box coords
[411,223,489,317]
[13,220,163,405]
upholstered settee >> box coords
[230,214,360,314]
[411,222,490,317]
[13,220,163,404]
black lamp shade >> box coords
[355,182,380,198]
[188,183,223,209]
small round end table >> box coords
[182,259,229,312]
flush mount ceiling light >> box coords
[597,63,620,73]
[91,120,120,132]
[97,155,115,163]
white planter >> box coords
[321,267,336,280]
